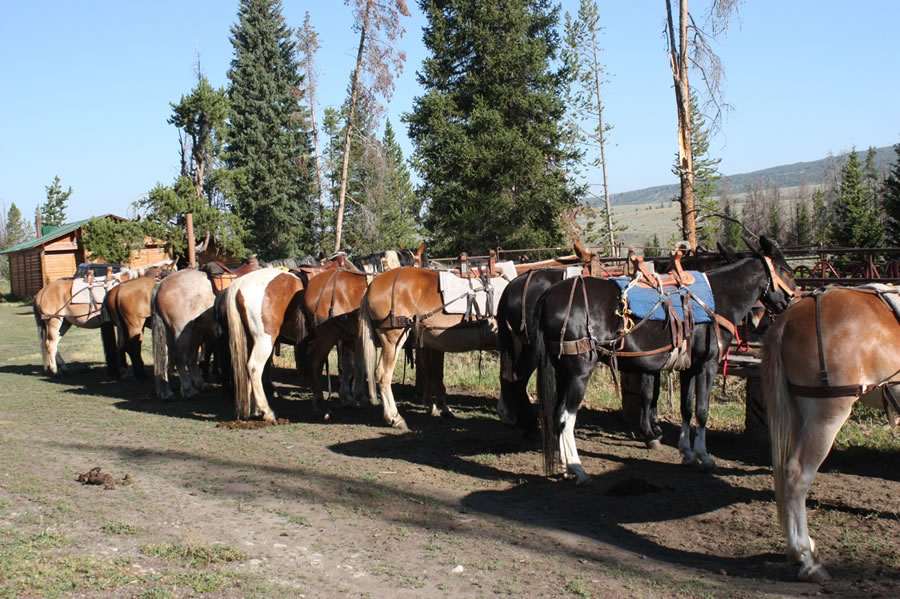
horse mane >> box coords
[261,255,319,269]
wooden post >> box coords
[185,213,196,269]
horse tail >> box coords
[33,299,49,372]
[292,294,310,385]
[496,289,517,424]
[226,286,252,420]
[151,281,169,399]
[762,313,793,535]
[534,294,560,476]
[213,292,233,399]
[359,292,379,406]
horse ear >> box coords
[717,242,741,263]
[573,238,592,262]
[758,235,777,256]
[743,235,761,256]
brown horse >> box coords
[360,266,510,430]
[301,268,372,410]
[103,273,169,380]
[763,286,900,582]
[31,264,153,375]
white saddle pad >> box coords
[70,277,118,305]
[438,261,516,316]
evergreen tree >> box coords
[883,143,900,246]
[81,217,146,264]
[828,147,885,248]
[226,0,315,260]
[379,119,420,249]
[1,203,31,280]
[720,195,742,249]
[794,200,812,247]
[41,176,71,229]
[811,190,828,246]
[406,0,583,256]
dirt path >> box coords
[1,304,899,597]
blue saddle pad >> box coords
[612,272,715,323]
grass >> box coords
[139,541,246,565]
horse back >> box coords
[364,267,440,322]
[303,269,369,323]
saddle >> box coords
[204,254,262,293]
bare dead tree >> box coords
[664,0,740,249]
[296,13,326,250]
[334,0,410,252]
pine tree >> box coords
[720,195,742,249]
[795,201,812,247]
[226,0,315,260]
[379,119,420,249]
[828,147,885,248]
[81,217,145,264]
[677,93,720,248]
[41,176,71,229]
[883,143,900,246]
[1,203,31,280]
[406,0,582,256]
[811,190,828,246]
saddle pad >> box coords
[566,265,584,278]
[70,277,118,305]
[612,271,715,323]
[856,283,900,320]
[438,268,513,316]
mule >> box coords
[360,266,511,430]
[31,266,145,375]
[533,236,795,485]
[762,286,900,582]
[151,268,218,400]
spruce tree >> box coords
[379,119,420,249]
[677,93,720,248]
[828,148,885,248]
[5,203,29,247]
[226,0,315,260]
[883,143,900,246]
[406,0,582,256]
[41,176,71,229]
[795,201,812,247]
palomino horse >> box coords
[33,273,121,375]
[533,236,795,485]
[360,265,513,430]
[103,263,177,379]
[763,286,900,582]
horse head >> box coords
[746,235,796,314]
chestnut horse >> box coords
[763,286,900,582]
[533,237,795,485]
[102,263,177,380]
[301,244,428,411]
[360,266,511,430]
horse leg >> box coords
[690,363,720,473]
[375,329,410,430]
[498,333,522,425]
[45,318,70,375]
[781,396,854,582]
[557,367,593,486]
[677,371,699,467]
[426,350,452,418]
[247,337,277,422]
[351,333,369,407]
[127,325,147,380]
[639,372,663,448]
[499,337,538,435]
[338,338,357,408]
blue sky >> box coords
[1,1,898,227]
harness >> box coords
[785,286,900,420]
[310,268,369,336]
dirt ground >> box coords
[1,305,899,597]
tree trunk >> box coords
[666,0,697,249]
[590,33,615,256]
[334,2,371,253]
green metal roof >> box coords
[0,215,115,255]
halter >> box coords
[763,255,796,302]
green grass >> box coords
[139,541,246,565]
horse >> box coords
[301,243,429,411]
[218,267,308,422]
[533,236,795,486]
[151,268,218,400]
[359,262,515,430]
[103,272,168,379]
[762,286,900,582]
[31,265,150,375]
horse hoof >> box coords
[681,455,700,468]
[392,418,409,432]
[575,476,592,487]
[701,461,719,474]
[646,439,662,450]
[440,409,455,419]
[799,563,831,583]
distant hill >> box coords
[598,145,896,248]
[606,145,896,207]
